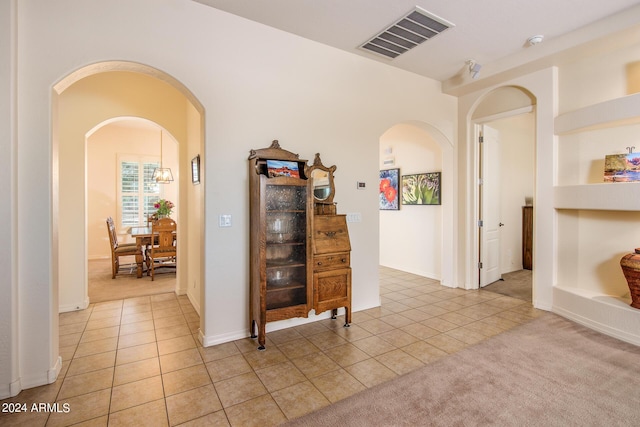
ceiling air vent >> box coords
[360,7,454,59]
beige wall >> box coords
[379,124,443,279]
[4,0,457,394]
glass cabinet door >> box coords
[264,183,308,310]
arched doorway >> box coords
[469,86,537,301]
[379,121,455,287]
[52,62,205,319]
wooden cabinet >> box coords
[248,141,312,350]
[312,214,351,325]
[522,206,533,270]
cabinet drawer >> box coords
[313,253,350,270]
[313,215,351,254]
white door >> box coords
[480,125,502,287]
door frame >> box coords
[471,105,534,288]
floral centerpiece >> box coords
[154,199,174,218]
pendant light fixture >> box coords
[152,129,174,184]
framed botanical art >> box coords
[191,155,200,184]
[379,169,400,210]
[401,172,441,205]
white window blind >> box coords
[119,157,161,228]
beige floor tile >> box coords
[74,337,118,358]
[121,311,153,325]
[119,319,155,336]
[47,389,111,427]
[152,306,184,319]
[266,327,304,345]
[154,314,187,330]
[89,307,122,320]
[352,335,396,357]
[271,381,330,420]
[197,342,240,363]
[446,325,489,345]
[66,351,116,376]
[255,360,307,392]
[116,342,158,365]
[242,347,288,370]
[378,313,415,328]
[162,364,212,397]
[345,358,397,388]
[165,384,223,426]
[160,347,204,373]
[157,335,197,356]
[305,330,348,350]
[113,357,161,386]
[323,343,371,367]
[214,372,268,408]
[400,308,436,322]
[437,311,476,326]
[224,394,285,427]
[401,340,449,364]
[291,351,340,379]
[176,411,229,427]
[155,323,192,341]
[376,349,424,375]
[275,338,321,359]
[206,354,254,383]
[400,322,440,340]
[80,326,120,343]
[59,322,87,336]
[377,328,420,347]
[425,333,468,354]
[59,310,92,326]
[93,300,123,312]
[310,368,367,403]
[85,316,121,331]
[117,330,157,349]
[110,375,164,413]
[420,316,459,332]
[59,332,82,348]
[108,398,168,427]
[357,318,396,335]
[62,365,114,398]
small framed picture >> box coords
[266,160,300,178]
[191,155,200,184]
[379,168,400,210]
[401,172,441,205]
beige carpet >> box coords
[88,258,176,303]
[286,312,640,426]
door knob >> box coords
[499,222,504,227]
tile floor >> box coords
[0,267,541,426]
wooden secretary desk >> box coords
[248,142,351,350]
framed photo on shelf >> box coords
[266,160,300,178]
[401,172,441,205]
[191,155,200,184]
[379,168,400,210]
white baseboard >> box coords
[59,297,90,313]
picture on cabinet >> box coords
[267,160,301,178]
[379,168,400,210]
[604,153,640,182]
[401,172,441,205]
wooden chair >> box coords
[145,217,177,281]
[106,216,139,279]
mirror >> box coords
[306,153,336,205]
[311,169,331,200]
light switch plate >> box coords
[219,214,232,227]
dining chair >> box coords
[145,217,177,281]
[106,216,139,279]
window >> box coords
[119,156,161,228]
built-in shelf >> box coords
[555,92,640,135]
[554,182,640,211]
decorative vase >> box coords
[619,248,640,309]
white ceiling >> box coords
[193,0,640,93]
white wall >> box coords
[3,0,456,395]
[379,124,443,279]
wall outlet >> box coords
[219,214,232,227]
[356,182,366,190]
[346,213,362,223]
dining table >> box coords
[127,226,155,278]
